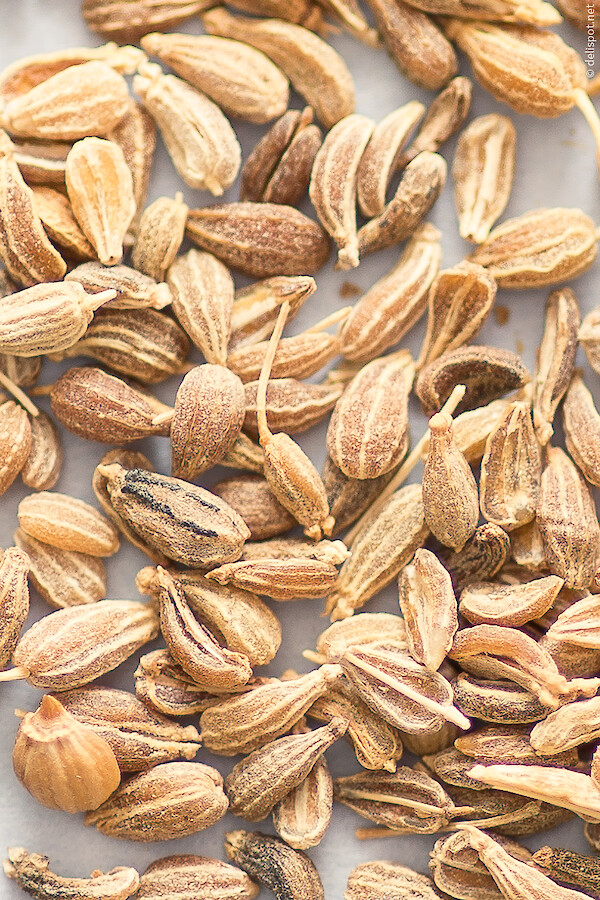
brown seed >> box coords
[154,567,252,691]
[325,484,429,621]
[452,114,516,243]
[133,63,241,195]
[213,475,296,541]
[468,207,598,289]
[224,830,324,900]
[4,846,139,900]
[53,307,189,385]
[225,718,346,821]
[167,248,234,366]
[131,193,188,282]
[0,130,67,286]
[340,224,442,365]
[0,61,130,140]
[186,202,331,278]
[415,345,529,416]
[0,547,29,670]
[207,557,340,601]
[357,151,447,258]
[309,113,375,269]
[326,352,413,480]
[82,0,213,41]
[84,761,229,841]
[244,377,343,438]
[429,830,533,900]
[11,137,70,187]
[563,373,600,487]
[346,861,440,900]
[9,599,159,690]
[141,32,290,125]
[365,0,458,90]
[334,765,455,832]
[403,0,561,21]
[97,464,251,568]
[134,649,226,718]
[453,672,548,724]
[66,136,136,265]
[402,76,473,163]
[170,365,246,479]
[537,445,600,588]
[65,260,171,311]
[533,287,580,445]
[0,401,31,497]
[322,455,396,535]
[479,401,542,531]
[108,97,156,229]
[137,855,259,900]
[417,261,497,368]
[199,665,342,755]
[422,409,479,551]
[12,694,121,812]
[533,846,600,896]
[31,185,95,261]
[202,7,355,129]
[50,366,171,444]
[230,274,315,351]
[241,106,322,206]
[443,522,511,590]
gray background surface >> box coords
[0,1,598,897]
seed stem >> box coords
[573,88,600,177]
[0,371,39,416]
[0,666,29,683]
[256,300,290,445]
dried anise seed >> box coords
[81,0,213,42]
[399,549,458,671]
[0,547,29,670]
[224,830,324,900]
[65,261,171,311]
[137,855,259,900]
[4,847,139,900]
[458,575,563,627]
[132,193,188,283]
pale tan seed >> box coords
[459,575,563,627]
[243,537,349,566]
[346,861,440,900]
[0,548,29,670]
[579,305,600,377]
[31,185,95,261]
[9,599,159,690]
[365,0,458,90]
[107,97,156,229]
[18,491,119,557]
[453,114,516,244]
[399,549,458,671]
[340,223,442,364]
[309,113,375,269]
[0,130,67,286]
[429,830,532,900]
[533,287,580,446]
[537,445,600,588]
[20,410,62,491]
[4,847,139,900]
[273,726,333,848]
[137,855,258,900]
[563,373,600,487]
[511,518,547,571]
[207,558,339,601]
[66,136,136,266]
[84,761,229,841]
[66,260,171,311]
[0,61,131,140]
[133,62,241,195]
[311,612,407,664]
[357,102,425,218]
[479,401,542,531]
[14,527,106,610]
[202,8,355,129]
[423,409,479,551]
[131,193,188,282]
[469,207,598,289]
[0,401,31,497]
[530,696,600,754]
[141,32,290,124]
[170,365,245,479]
[546,592,600,648]
[230,275,315,351]
[82,0,214,42]
[134,649,226,718]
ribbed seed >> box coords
[459,575,563,627]
[0,401,31,496]
[207,557,340,601]
[137,855,259,900]
[65,261,171,311]
[213,475,296,540]
[534,287,580,446]
[131,193,188,282]
[31,185,95,261]
[82,0,213,41]
[0,548,29,670]
[230,274,315,351]
[399,549,458,671]
[134,649,226,718]
[18,491,119,557]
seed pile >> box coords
[1,1,600,898]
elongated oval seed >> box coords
[97,464,251,567]
[0,548,29,670]
[224,830,325,900]
[18,492,120,557]
[137,855,259,900]
[4,847,140,900]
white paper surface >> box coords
[0,1,599,897]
